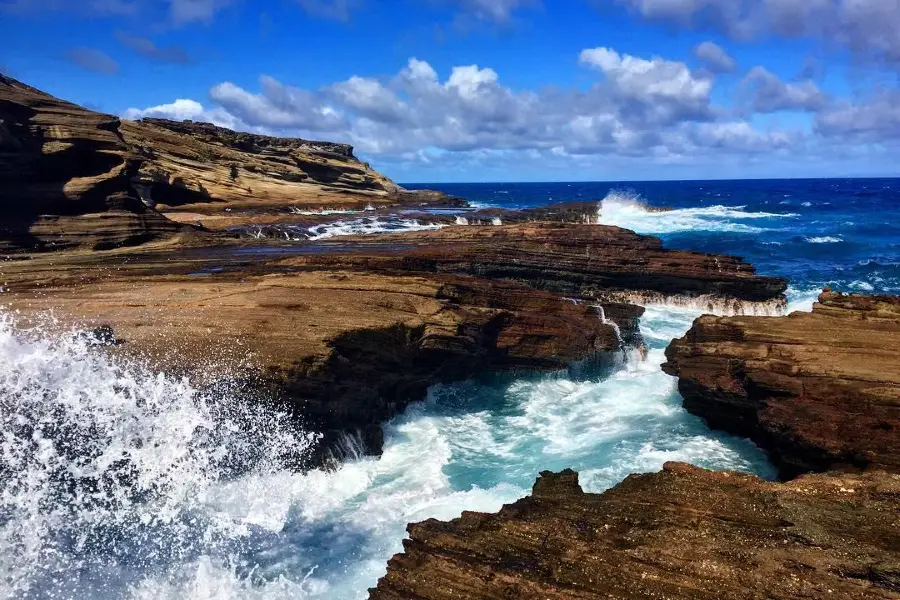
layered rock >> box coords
[0,74,183,252]
[371,463,900,600]
[284,223,788,305]
[663,290,900,478]
[0,75,455,252]
[119,118,414,223]
[1,249,625,460]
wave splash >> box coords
[597,190,798,234]
[0,311,318,599]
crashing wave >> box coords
[597,190,798,234]
[805,236,843,244]
[0,310,318,599]
[307,217,444,240]
[592,291,788,317]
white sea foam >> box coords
[0,298,783,599]
[288,207,362,216]
[307,218,444,240]
[597,190,798,234]
[805,235,843,244]
[0,311,318,599]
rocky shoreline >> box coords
[664,289,900,478]
[0,75,787,460]
[371,291,900,598]
[4,75,898,598]
[372,464,900,599]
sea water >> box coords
[3,178,899,599]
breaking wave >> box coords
[805,235,844,244]
[0,311,318,599]
[597,190,798,234]
[0,291,787,599]
[244,217,444,241]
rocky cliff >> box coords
[371,464,900,599]
[1,217,787,459]
[289,222,788,305]
[663,289,900,478]
[0,74,438,253]
[0,74,183,252]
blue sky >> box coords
[2,0,899,183]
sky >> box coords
[2,0,900,183]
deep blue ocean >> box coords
[405,178,900,297]
[4,179,899,599]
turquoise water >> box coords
[3,179,898,599]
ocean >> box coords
[3,178,899,599]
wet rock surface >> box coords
[0,76,788,460]
[664,289,900,478]
[371,463,900,600]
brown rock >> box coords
[371,464,900,600]
[285,222,788,304]
[0,248,621,461]
[0,74,183,252]
[663,290,900,478]
[0,75,458,252]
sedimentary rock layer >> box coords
[285,222,788,304]
[0,75,184,252]
[0,248,628,460]
[663,290,900,477]
[371,463,900,600]
[0,75,450,252]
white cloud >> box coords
[815,89,900,141]
[122,98,241,129]
[208,76,345,130]
[121,49,802,165]
[694,41,737,73]
[740,66,827,112]
[617,0,900,65]
[579,47,712,103]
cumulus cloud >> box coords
[122,98,243,128]
[209,76,346,130]
[693,41,737,73]
[65,47,120,75]
[617,0,900,65]
[740,66,827,112]
[121,49,798,165]
[815,90,900,142]
[116,32,190,64]
[579,47,714,126]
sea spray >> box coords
[597,190,799,234]
[0,311,317,599]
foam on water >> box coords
[307,217,443,240]
[0,296,783,600]
[0,311,318,599]
[243,218,445,242]
[598,190,798,234]
[805,236,844,244]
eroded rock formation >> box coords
[371,463,900,600]
[0,75,789,460]
[663,289,900,478]
[0,74,449,252]
[0,75,183,252]
[286,222,788,304]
